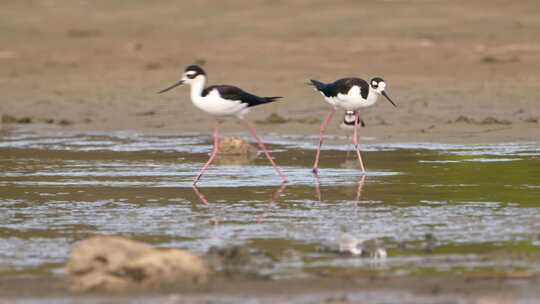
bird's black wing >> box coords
[333,78,370,99]
[203,85,281,107]
[309,80,336,97]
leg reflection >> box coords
[356,175,366,203]
[314,172,322,202]
[314,174,367,203]
[192,185,219,225]
[257,182,288,223]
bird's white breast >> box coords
[336,86,378,110]
[192,89,248,116]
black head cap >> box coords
[370,77,385,89]
[184,65,206,78]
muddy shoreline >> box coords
[1,274,539,303]
[1,1,539,144]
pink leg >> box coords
[313,108,336,174]
[352,112,366,173]
[271,181,288,204]
[193,120,220,185]
[244,120,288,183]
[192,185,209,205]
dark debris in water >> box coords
[206,246,275,280]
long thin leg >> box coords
[312,108,336,174]
[243,119,288,183]
[193,120,220,185]
[352,112,366,173]
[271,181,288,204]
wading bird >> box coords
[159,65,287,185]
[309,77,397,174]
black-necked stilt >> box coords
[158,65,287,184]
[309,77,397,174]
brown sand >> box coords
[1,0,539,143]
[1,2,540,300]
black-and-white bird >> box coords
[309,76,397,174]
[158,65,287,184]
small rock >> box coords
[194,58,207,66]
[1,115,18,124]
[338,234,363,256]
[481,56,498,64]
[136,111,157,116]
[454,115,476,124]
[1,115,32,124]
[206,245,273,278]
[219,137,257,156]
[481,55,519,64]
[67,29,102,38]
[480,116,511,125]
[65,236,209,292]
[256,113,288,124]
[524,117,538,123]
[295,117,321,124]
[58,119,73,126]
[17,117,32,124]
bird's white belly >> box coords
[321,93,339,107]
[192,91,247,116]
[336,88,378,111]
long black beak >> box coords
[158,80,184,94]
[382,91,397,107]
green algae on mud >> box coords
[0,133,539,282]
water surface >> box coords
[0,131,539,278]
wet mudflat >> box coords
[0,131,539,302]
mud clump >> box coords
[1,115,74,126]
[480,117,511,125]
[2,114,32,124]
[217,138,258,165]
[65,236,209,292]
[256,113,322,125]
[454,115,476,124]
[219,137,257,156]
[256,113,288,124]
[206,245,274,279]
[453,115,511,125]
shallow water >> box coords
[0,131,539,278]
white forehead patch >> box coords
[185,71,196,76]
[372,80,377,85]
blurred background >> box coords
[1,0,539,140]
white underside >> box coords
[192,89,249,118]
[188,77,250,118]
[321,85,379,111]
